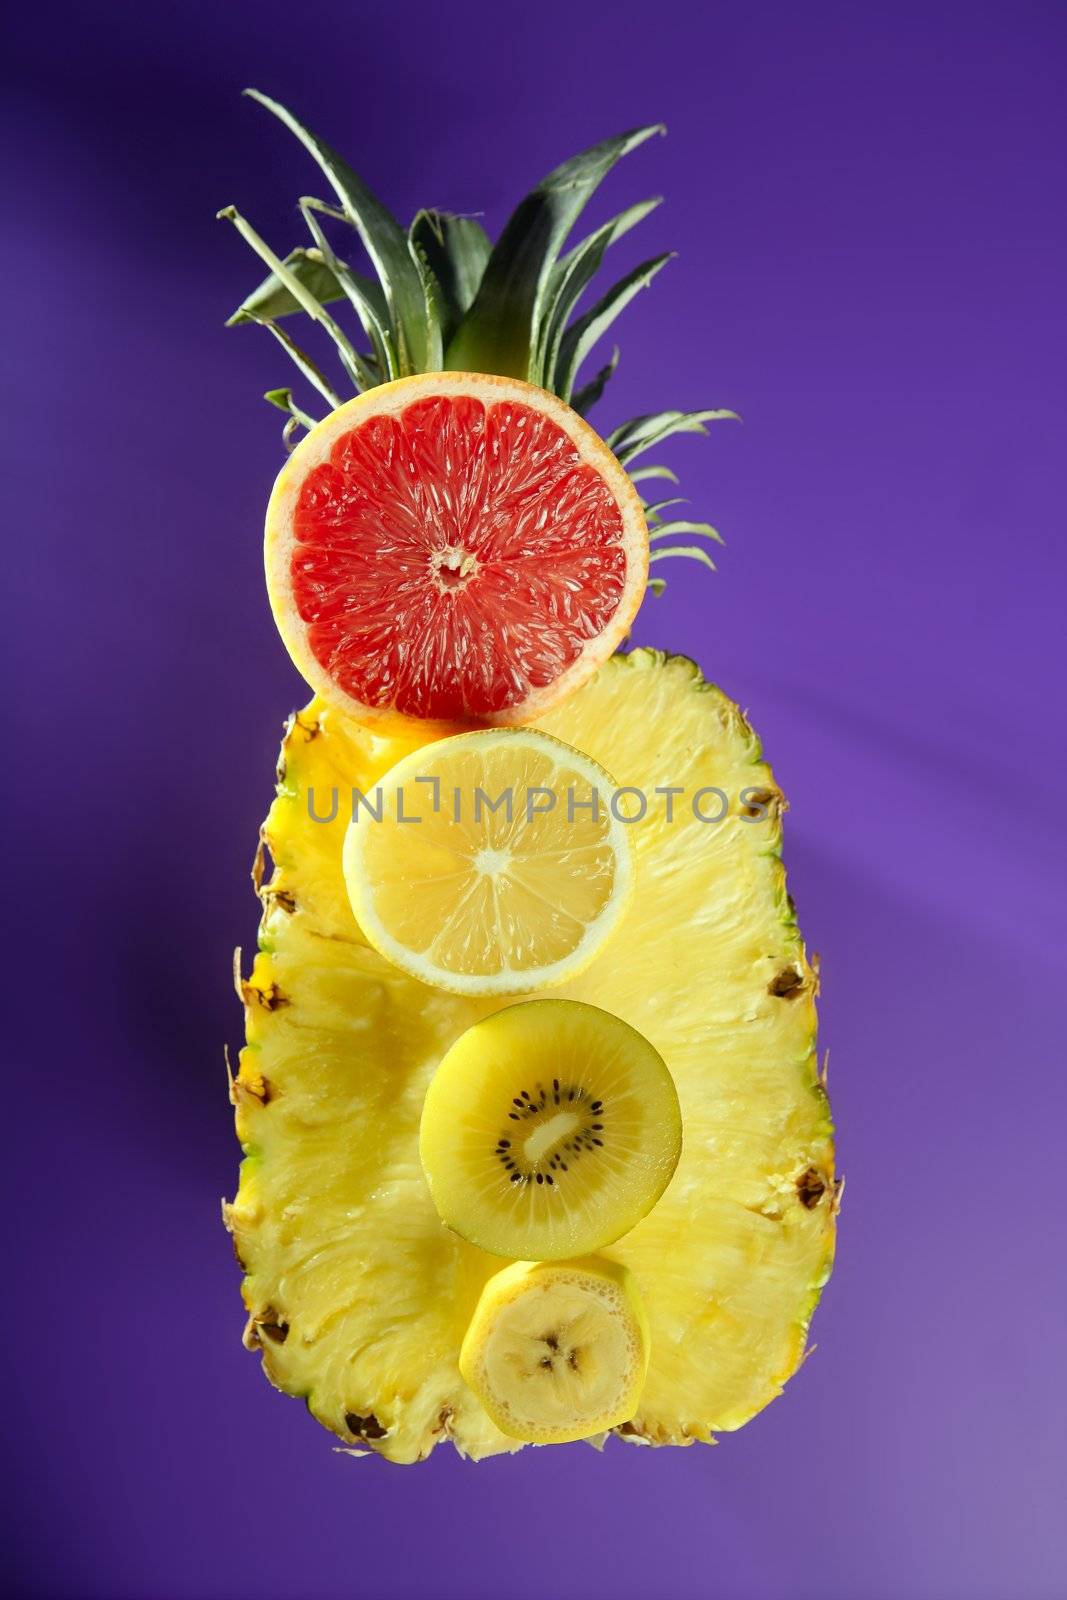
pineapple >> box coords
[226,652,837,1461]
[221,98,838,1460]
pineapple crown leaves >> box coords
[218,91,737,592]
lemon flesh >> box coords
[342,728,635,995]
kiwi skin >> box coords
[419,999,683,1260]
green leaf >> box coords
[555,253,673,401]
[648,544,718,571]
[218,205,372,390]
[409,211,491,348]
[555,196,662,278]
[627,463,679,486]
[263,387,319,432]
[298,198,397,380]
[649,519,724,545]
[642,496,687,521]
[571,347,619,416]
[647,577,668,596]
[536,197,660,386]
[445,124,665,379]
[608,408,739,464]
[255,318,343,410]
[408,235,444,371]
[227,247,345,325]
[245,90,430,373]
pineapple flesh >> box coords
[226,650,837,1462]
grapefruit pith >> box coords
[264,373,649,730]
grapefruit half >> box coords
[264,373,649,730]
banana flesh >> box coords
[459,1257,649,1443]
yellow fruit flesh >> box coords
[341,730,634,994]
[459,1257,650,1444]
[227,650,837,1462]
[418,999,682,1259]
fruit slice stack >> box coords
[223,96,839,1462]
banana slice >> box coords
[459,1257,650,1443]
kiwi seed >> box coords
[494,1079,607,1189]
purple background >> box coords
[6,4,1065,1597]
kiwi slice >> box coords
[419,999,682,1259]
[460,1256,650,1443]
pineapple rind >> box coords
[226,649,837,1461]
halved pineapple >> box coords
[225,649,838,1462]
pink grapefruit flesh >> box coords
[265,374,649,729]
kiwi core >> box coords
[524,1112,580,1165]
[495,1079,606,1189]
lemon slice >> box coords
[341,729,635,995]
